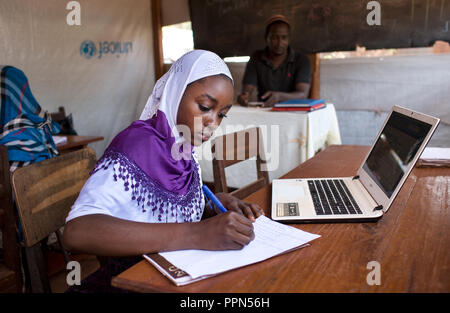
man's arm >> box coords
[238,53,258,106]
[260,82,310,107]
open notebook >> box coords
[143,216,320,286]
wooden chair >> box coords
[0,145,22,292]
[50,106,78,136]
[11,148,97,292]
[211,127,269,200]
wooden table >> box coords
[111,145,450,293]
[56,135,104,154]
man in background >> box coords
[237,15,312,107]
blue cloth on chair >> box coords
[0,66,61,171]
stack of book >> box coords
[271,99,326,112]
[417,147,450,167]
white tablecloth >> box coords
[194,103,341,188]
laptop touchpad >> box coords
[276,183,306,199]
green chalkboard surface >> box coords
[189,0,450,57]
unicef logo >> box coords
[80,40,96,59]
[79,40,133,59]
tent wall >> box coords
[228,51,450,147]
[0,0,155,157]
[321,53,450,147]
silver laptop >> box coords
[271,105,440,223]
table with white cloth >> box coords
[194,103,341,189]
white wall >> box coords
[0,0,156,157]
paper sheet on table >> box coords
[52,135,67,145]
[159,216,320,279]
[420,147,450,160]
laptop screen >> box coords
[362,111,432,198]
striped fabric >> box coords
[0,66,61,172]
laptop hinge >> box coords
[353,175,382,212]
[373,205,383,212]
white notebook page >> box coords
[160,216,320,279]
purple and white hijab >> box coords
[67,50,233,224]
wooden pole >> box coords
[307,53,321,99]
[151,0,164,81]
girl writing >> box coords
[63,50,263,292]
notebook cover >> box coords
[274,98,325,108]
[143,253,213,286]
[271,103,326,112]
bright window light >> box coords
[224,56,250,62]
[162,21,194,64]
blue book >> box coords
[274,98,325,108]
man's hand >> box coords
[261,91,283,107]
[237,85,255,107]
[237,92,249,106]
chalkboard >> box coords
[189,0,450,57]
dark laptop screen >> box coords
[362,111,432,198]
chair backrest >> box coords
[49,106,67,123]
[211,127,269,199]
[11,148,96,247]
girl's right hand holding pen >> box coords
[196,211,255,251]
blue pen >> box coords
[202,185,227,213]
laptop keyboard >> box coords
[307,179,362,215]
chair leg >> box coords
[24,243,51,293]
[55,229,71,264]
[96,255,108,267]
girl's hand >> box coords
[214,192,264,222]
[197,211,254,250]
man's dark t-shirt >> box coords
[242,47,312,100]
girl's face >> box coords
[177,75,233,146]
